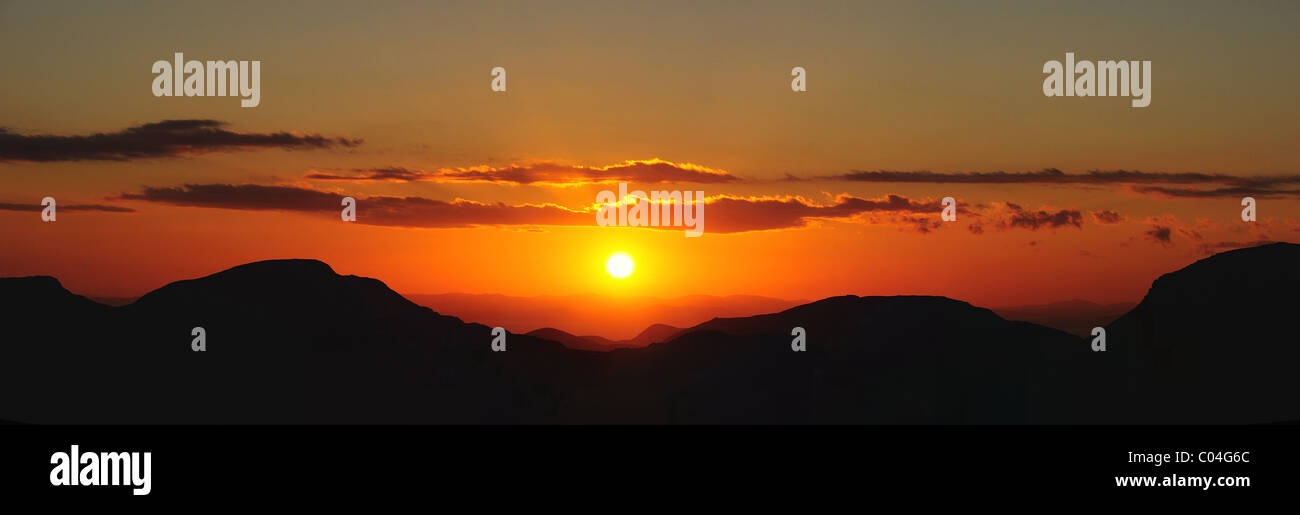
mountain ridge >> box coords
[407,291,805,340]
[526,322,685,350]
[0,242,1296,424]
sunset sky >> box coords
[2,0,1298,311]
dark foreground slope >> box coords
[1104,242,1300,424]
[616,296,1101,424]
[0,260,592,424]
[0,243,1296,424]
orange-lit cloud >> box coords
[115,184,978,233]
[116,182,1290,248]
[304,158,740,185]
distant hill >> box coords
[993,299,1137,337]
[526,323,684,351]
[525,328,620,351]
[407,292,803,340]
[0,243,1297,424]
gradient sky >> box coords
[2,0,1298,308]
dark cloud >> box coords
[304,167,433,182]
[119,184,339,212]
[828,168,1300,187]
[305,159,740,185]
[0,120,362,162]
[1092,210,1123,224]
[895,214,943,234]
[0,203,135,213]
[819,168,1300,198]
[361,197,593,228]
[698,194,961,233]
[1145,225,1173,245]
[115,184,588,228]
[1000,203,1083,230]
[1128,185,1300,198]
[115,183,966,234]
[1136,216,1239,249]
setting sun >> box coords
[606,252,635,279]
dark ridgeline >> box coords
[0,243,1296,424]
[524,323,682,351]
[1104,243,1300,424]
[993,300,1137,338]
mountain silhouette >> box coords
[1,275,108,316]
[627,323,683,347]
[1103,241,1300,423]
[993,299,1136,337]
[0,260,584,423]
[408,292,802,340]
[525,328,620,350]
[0,243,1296,424]
[624,295,1095,423]
[526,323,683,350]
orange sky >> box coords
[2,1,1298,309]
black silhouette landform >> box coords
[524,323,682,351]
[992,300,1137,338]
[408,292,802,341]
[0,243,1295,424]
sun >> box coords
[605,252,635,279]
